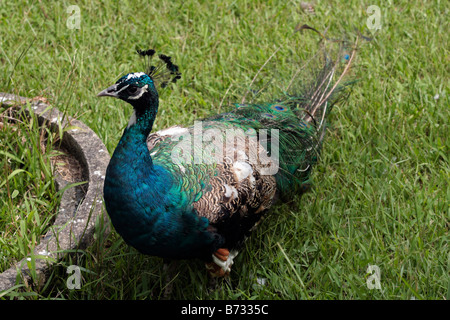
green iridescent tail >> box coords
[231,28,357,197]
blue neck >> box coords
[115,90,160,173]
[103,101,173,248]
[103,96,221,259]
[106,99,165,191]
[127,92,159,141]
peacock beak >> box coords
[97,84,119,98]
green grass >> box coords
[0,104,61,274]
[0,0,448,299]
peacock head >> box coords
[97,72,157,105]
[97,49,181,113]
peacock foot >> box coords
[205,248,239,277]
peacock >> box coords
[98,29,355,279]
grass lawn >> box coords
[0,104,61,274]
[0,0,448,299]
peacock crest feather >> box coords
[136,48,181,88]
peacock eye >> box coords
[127,86,138,94]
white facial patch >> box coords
[126,72,146,80]
[128,84,149,100]
[115,84,130,94]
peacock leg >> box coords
[205,248,239,277]
[162,260,178,299]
